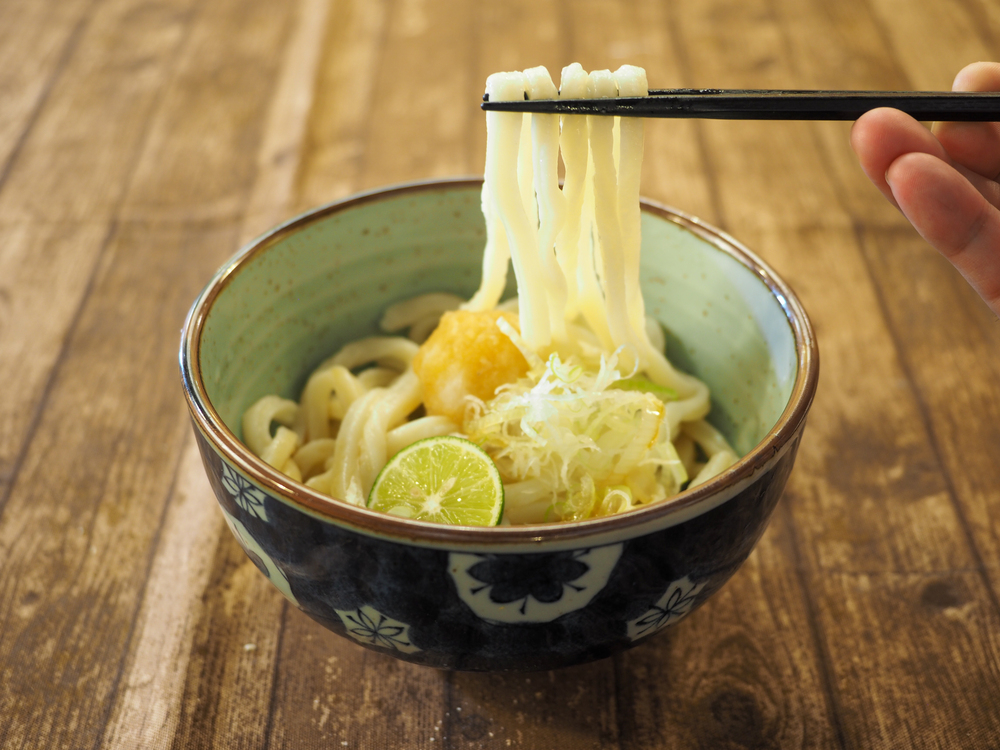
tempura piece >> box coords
[411,310,530,425]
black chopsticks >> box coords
[480,89,1000,121]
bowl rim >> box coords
[179,176,818,545]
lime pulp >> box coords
[367,436,504,526]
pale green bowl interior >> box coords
[199,183,796,458]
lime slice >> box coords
[368,436,504,526]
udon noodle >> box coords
[242,63,738,524]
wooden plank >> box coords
[755,153,1000,750]
[859,225,1000,596]
[447,662,620,749]
[762,231,982,576]
[98,441,223,750]
[102,1,332,737]
[0,220,113,485]
[0,0,198,224]
[117,2,293,223]
[867,0,994,91]
[267,625,449,749]
[111,3,331,747]
[0,218,224,749]
[354,0,480,189]
[168,518,288,750]
[293,0,390,210]
[666,0,1000,746]
[0,0,200,504]
[615,511,839,749]
[241,0,332,241]
[0,0,296,747]
[770,1,1000,742]
[772,0,1000,595]
[762,0,912,227]
[0,0,96,179]
[961,0,1000,61]
[815,570,1000,745]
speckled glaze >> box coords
[179,178,818,672]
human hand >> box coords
[851,62,1000,317]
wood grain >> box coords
[665,1,1000,748]
[0,0,198,504]
[0,0,96,181]
[241,0,332,240]
[1,0,999,747]
[294,0,389,209]
[102,8,318,747]
[614,515,841,750]
[356,0,479,187]
[99,441,222,750]
[0,0,294,746]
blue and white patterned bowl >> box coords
[179,178,818,671]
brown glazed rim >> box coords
[180,177,819,546]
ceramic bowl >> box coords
[179,178,818,672]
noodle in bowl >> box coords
[179,178,818,671]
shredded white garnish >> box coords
[466,349,687,523]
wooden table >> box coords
[2,0,999,747]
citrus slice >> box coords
[367,436,504,526]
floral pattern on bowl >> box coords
[334,605,421,654]
[221,462,269,522]
[449,546,623,623]
[626,576,705,641]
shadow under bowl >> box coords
[179,178,818,672]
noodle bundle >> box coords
[243,64,738,524]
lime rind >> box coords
[367,436,505,526]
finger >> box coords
[886,151,1000,315]
[851,107,950,208]
[933,62,1000,178]
[852,106,1000,212]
